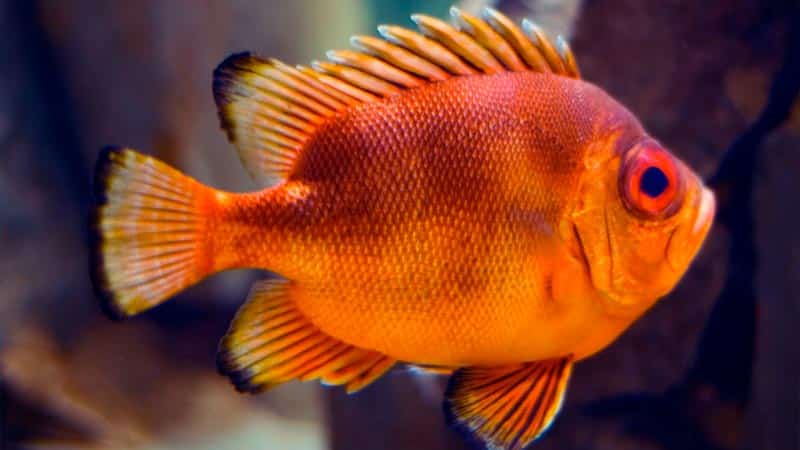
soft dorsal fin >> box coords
[213,7,580,187]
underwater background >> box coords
[1,0,798,449]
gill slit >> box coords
[603,206,614,289]
[570,223,591,281]
[663,227,679,272]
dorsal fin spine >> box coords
[411,14,504,74]
[326,49,425,88]
[312,61,402,97]
[482,8,552,73]
[521,19,567,74]
[378,25,477,76]
[350,35,451,81]
[555,36,581,78]
[214,9,581,187]
[450,7,528,72]
[301,65,379,103]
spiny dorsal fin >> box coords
[213,7,580,187]
[217,279,396,394]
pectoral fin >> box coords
[444,357,573,450]
[217,279,396,394]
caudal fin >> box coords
[90,147,218,319]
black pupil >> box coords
[640,166,669,197]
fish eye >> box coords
[640,167,669,197]
[620,143,684,219]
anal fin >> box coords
[444,357,573,450]
[217,279,396,394]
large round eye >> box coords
[620,143,684,218]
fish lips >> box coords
[666,186,716,274]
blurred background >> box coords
[1,0,798,449]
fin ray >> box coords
[326,49,425,88]
[482,8,552,72]
[378,24,477,76]
[312,61,402,97]
[350,35,450,81]
[217,279,396,394]
[411,14,504,74]
[445,357,573,450]
[91,147,218,319]
[450,7,527,72]
[522,19,567,74]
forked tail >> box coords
[90,147,221,319]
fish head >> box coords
[570,132,715,313]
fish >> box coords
[89,7,715,450]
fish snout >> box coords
[692,187,716,235]
[666,186,715,273]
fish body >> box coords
[91,8,714,450]
[215,71,647,366]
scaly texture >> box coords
[216,71,638,365]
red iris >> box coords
[620,143,683,218]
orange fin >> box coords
[444,357,574,450]
[213,54,343,187]
[91,147,217,319]
[217,279,396,394]
[213,8,578,187]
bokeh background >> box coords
[1,0,799,449]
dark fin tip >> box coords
[215,341,262,395]
[233,371,263,395]
[88,145,129,322]
[212,51,255,109]
[212,51,261,144]
[442,370,489,450]
[215,342,236,376]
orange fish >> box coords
[90,7,715,449]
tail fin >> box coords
[90,147,218,319]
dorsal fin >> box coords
[213,7,580,187]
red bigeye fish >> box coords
[90,7,715,449]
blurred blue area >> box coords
[368,0,453,23]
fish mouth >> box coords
[666,187,715,272]
[692,188,716,235]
